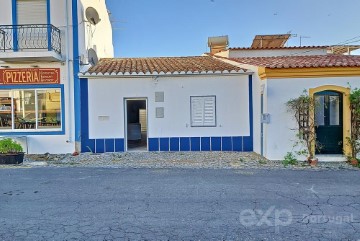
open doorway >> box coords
[125,98,148,151]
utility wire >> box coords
[285,34,360,56]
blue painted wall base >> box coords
[82,136,251,154]
[149,136,252,152]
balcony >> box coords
[0,24,62,62]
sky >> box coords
[105,0,360,57]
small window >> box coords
[315,95,325,126]
[329,96,340,126]
[190,96,216,127]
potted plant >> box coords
[0,138,24,164]
[286,91,318,166]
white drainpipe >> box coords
[65,0,73,143]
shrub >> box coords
[0,138,23,154]
[282,152,298,167]
[348,88,360,159]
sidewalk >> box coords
[20,152,359,170]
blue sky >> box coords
[105,0,360,57]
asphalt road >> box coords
[1,167,359,241]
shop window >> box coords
[0,88,62,131]
[190,96,216,127]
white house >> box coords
[0,0,113,154]
[79,57,254,153]
[213,34,360,161]
[76,33,360,162]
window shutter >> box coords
[203,97,216,126]
[191,96,216,127]
[17,0,47,25]
[191,97,205,126]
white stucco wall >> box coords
[78,0,114,59]
[0,1,12,25]
[264,76,360,160]
[50,0,70,59]
[87,74,251,139]
[251,73,262,155]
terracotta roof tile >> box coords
[228,55,360,69]
[228,46,328,51]
[86,56,246,75]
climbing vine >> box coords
[348,88,360,160]
[286,90,317,159]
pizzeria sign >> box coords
[0,68,60,85]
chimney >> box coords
[208,36,229,54]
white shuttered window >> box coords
[17,0,47,24]
[190,96,216,127]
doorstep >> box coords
[316,154,347,162]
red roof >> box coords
[228,55,360,69]
[86,56,246,75]
[228,46,328,51]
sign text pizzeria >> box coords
[0,68,60,85]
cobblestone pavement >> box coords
[19,152,359,170]
[1,168,359,240]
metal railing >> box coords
[0,29,5,52]
[0,24,61,54]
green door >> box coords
[314,91,343,154]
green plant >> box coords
[0,138,23,154]
[258,159,267,165]
[286,90,317,159]
[347,87,360,160]
[282,152,298,167]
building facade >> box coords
[2,5,359,163]
[214,40,360,161]
[79,57,254,153]
[0,0,113,153]
[77,33,360,162]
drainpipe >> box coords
[72,0,81,152]
[65,0,73,143]
[260,94,264,156]
[260,84,265,156]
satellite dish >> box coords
[88,48,99,66]
[85,7,101,25]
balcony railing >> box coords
[0,24,61,54]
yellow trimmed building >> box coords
[211,34,360,161]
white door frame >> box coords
[124,98,148,152]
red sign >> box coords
[0,68,60,85]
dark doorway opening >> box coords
[125,99,147,151]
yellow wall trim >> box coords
[259,67,360,80]
[309,85,351,156]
